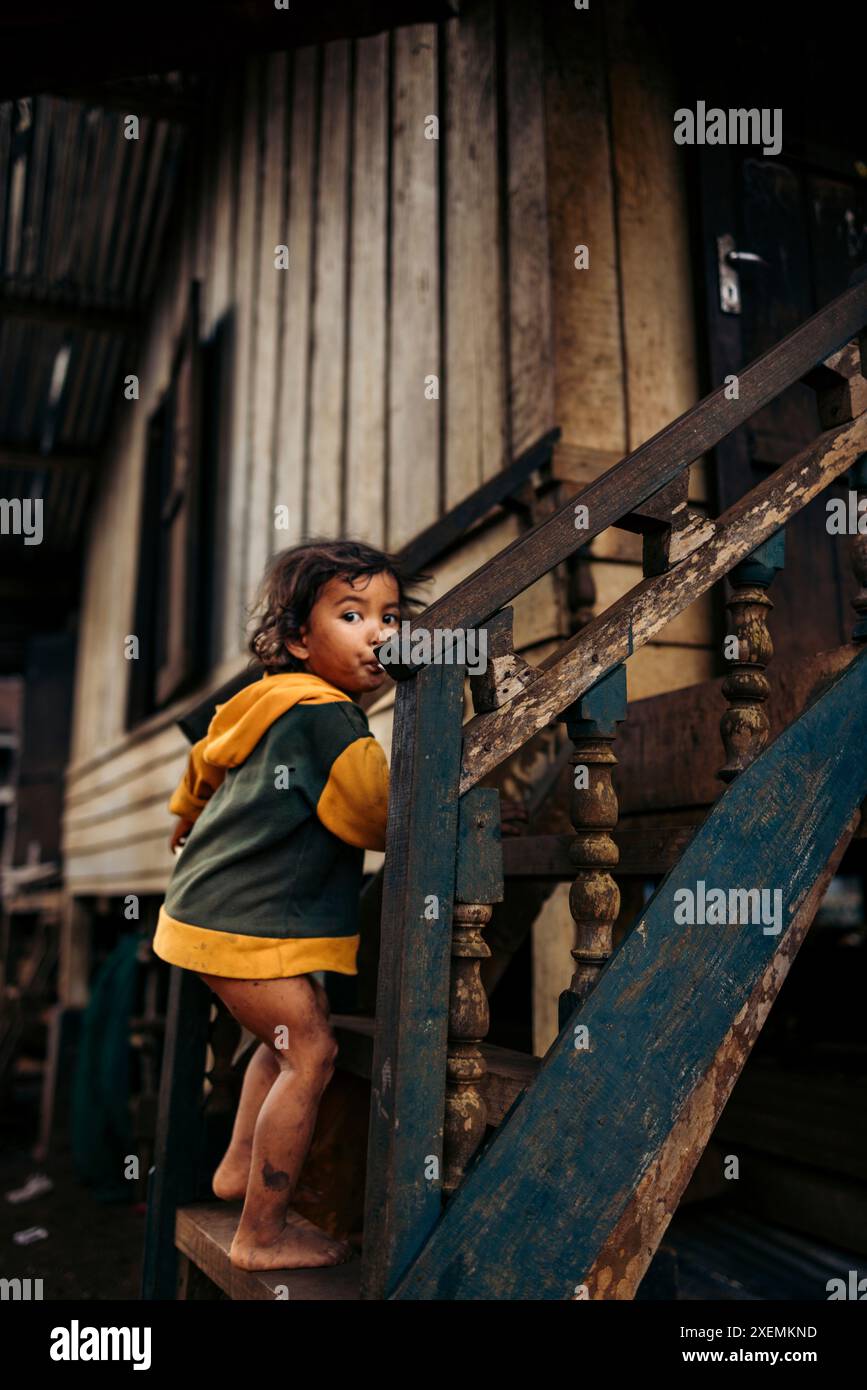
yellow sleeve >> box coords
[316,735,390,851]
[168,736,226,821]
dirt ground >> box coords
[0,1073,143,1301]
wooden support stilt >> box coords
[141,967,212,1300]
[558,663,627,1030]
[718,531,785,784]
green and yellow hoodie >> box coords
[152,671,389,980]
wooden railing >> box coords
[361,275,867,1299]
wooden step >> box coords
[175,1204,361,1301]
[332,1014,540,1126]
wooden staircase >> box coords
[142,273,867,1300]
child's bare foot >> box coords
[230,1209,353,1271]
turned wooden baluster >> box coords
[717,532,785,784]
[849,453,867,641]
[442,788,503,1197]
[558,663,627,1030]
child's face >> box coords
[286,570,402,696]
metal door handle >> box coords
[717,235,770,315]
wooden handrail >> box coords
[362,279,867,1301]
[460,409,867,789]
[393,275,867,639]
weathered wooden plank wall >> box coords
[63,0,711,948]
[63,3,564,894]
[532,0,711,1051]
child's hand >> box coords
[170,817,194,852]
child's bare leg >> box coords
[211,1042,279,1200]
[197,972,350,1271]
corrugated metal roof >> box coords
[0,81,190,670]
[0,92,185,461]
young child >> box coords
[152,538,426,1272]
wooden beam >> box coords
[391,647,867,1299]
[460,410,867,791]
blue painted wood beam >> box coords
[391,646,867,1299]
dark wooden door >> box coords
[698,145,867,662]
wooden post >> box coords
[392,647,867,1300]
[849,454,867,641]
[360,661,467,1300]
[57,895,92,1007]
[443,789,504,1197]
[558,663,627,1030]
[718,531,785,784]
[141,967,212,1300]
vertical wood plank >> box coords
[388,23,440,549]
[360,663,466,1300]
[274,47,317,549]
[205,70,239,339]
[246,52,288,598]
[307,40,351,537]
[220,58,261,660]
[443,0,506,507]
[346,33,389,546]
[541,0,623,456]
[505,0,555,455]
[604,0,700,456]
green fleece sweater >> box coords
[152,672,389,979]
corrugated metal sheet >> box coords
[0,88,186,554]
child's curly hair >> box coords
[248,537,431,674]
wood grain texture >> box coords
[443,0,506,506]
[542,0,624,455]
[360,662,466,1299]
[308,40,351,536]
[505,0,554,455]
[388,23,440,548]
[175,1205,360,1300]
[245,51,287,598]
[274,46,317,549]
[220,57,261,661]
[408,276,867,642]
[615,643,860,816]
[605,0,699,455]
[346,32,389,545]
[460,410,867,791]
[391,647,867,1299]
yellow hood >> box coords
[202,672,353,768]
